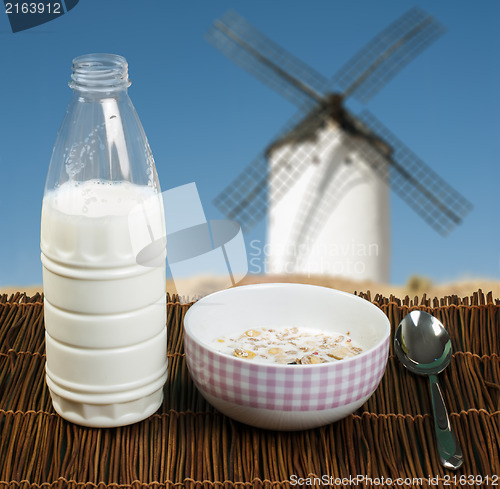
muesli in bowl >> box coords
[213,326,363,364]
[183,283,390,430]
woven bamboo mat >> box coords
[0,290,499,488]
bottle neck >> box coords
[69,53,131,93]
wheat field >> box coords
[2,274,499,300]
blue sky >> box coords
[0,0,499,286]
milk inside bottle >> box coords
[41,54,167,427]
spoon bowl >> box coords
[394,310,453,375]
[394,311,463,470]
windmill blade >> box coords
[332,7,446,104]
[213,151,268,232]
[346,110,472,236]
[206,10,330,112]
[214,105,333,231]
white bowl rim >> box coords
[184,283,390,369]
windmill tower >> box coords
[207,8,472,282]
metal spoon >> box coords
[394,310,463,470]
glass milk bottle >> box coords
[41,54,168,427]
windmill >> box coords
[207,8,472,282]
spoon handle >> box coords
[428,374,463,470]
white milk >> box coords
[41,179,168,427]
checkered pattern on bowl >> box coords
[184,332,390,412]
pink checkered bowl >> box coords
[183,283,390,430]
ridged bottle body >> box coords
[41,54,167,427]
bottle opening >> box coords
[69,53,131,91]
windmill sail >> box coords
[206,9,328,111]
[333,7,446,103]
[348,111,472,235]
